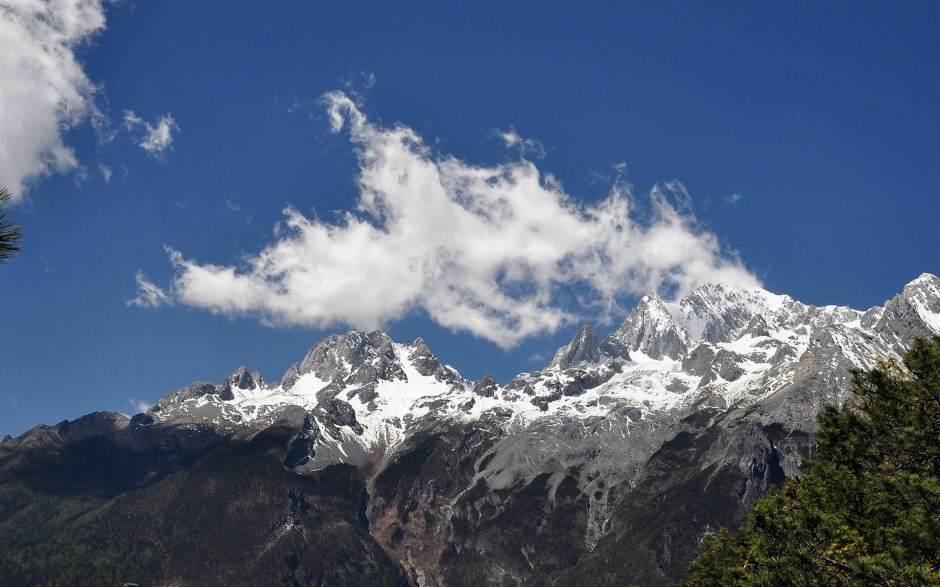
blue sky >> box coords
[1,1,939,437]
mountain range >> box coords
[3,274,939,586]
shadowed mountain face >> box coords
[2,274,939,586]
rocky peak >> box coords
[473,375,499,398]
[407,337,441,375]
[229,366,258,389]
[603,293,687,360]
[874,273,940,351]
[406,337,464,385]
[149,381,216,413]
[297,330,406,385]
[742,314,770,338]
[901,273,940,317]
[54,412,131,443]
[280,363,301,390]
[908,272,940,289]
[549,323,601,369]
[214,366,259,401]
[680,283,768,344]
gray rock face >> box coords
[283,413,320,468]
[149,381,216,413]
[473,375,498,398]
[229,366,257,389]
[550,323,601,369]
[681,283,763,343]
[407,337,463,385]
[216,366,257,401]
[699,349,746,386]
[298,330,407,384]
[149,366,263,413]
[682,344,716,377]
[281,363,301,390]
[743,314,771,338]
[874,274,940,352]
[313,398,363,436]
[55,411,131,443]
[407,337,442,376]
[604,294,687,360]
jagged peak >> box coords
[407,336,433,356]
[473,375,498,398]
[675,280,808,344]
[902,273,940,300]
[901,274,940,304]
[405,336,447,378]
[138,272,940,453]
[549,323,601,369]
[225,365,257,390]
[617,293,680,331]
[606,294,687,360]
[877,273,940,344]
[298,329,401,381]
[741,314,771,338]
[908,272,940,288]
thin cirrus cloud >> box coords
[149,91,760,348]
[124,111,179,158]
[0,0,106,199]
[127,271,170,308]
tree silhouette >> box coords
[0,188,22,262]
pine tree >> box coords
[682,336,940,586]
[0,188,22,262]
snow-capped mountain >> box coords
[148,274,938,473]
[4,274,940,586]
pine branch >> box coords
[0,188,23,262]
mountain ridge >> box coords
[3,273,939,586]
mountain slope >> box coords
[2,274,939,586]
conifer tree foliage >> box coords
[682,336,940,585]
[0,188,22,262]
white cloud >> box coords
[162,92,759,348]
[725,192,743,205]
[495,126,546,159]
[124,111,179,158]
[128,270,170,308]
[128,398,152,413]
[0,0,106,199]
[98,163,112,183]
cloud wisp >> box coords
[128,271,171,308]
[124,111,179,158]
[0,0,106,199]
[160,92,759,348]
[128,398,153,414]
[495,127,546,159]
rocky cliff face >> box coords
[3,274,939,586]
